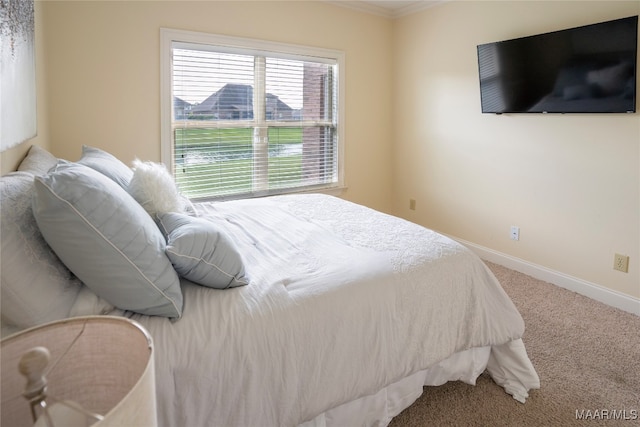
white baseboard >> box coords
[449,236,640,316]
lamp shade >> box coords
[1,316,157,427]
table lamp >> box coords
[1,316,157,427]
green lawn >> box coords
[174,127,303,144]
[174,127,304,199]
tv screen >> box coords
[477,16,638,114]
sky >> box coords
[173,49,304,109]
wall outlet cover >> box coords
[613,253,629,273]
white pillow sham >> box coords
[1,146,84,330]
[1,171,83,330]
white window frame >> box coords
[160,28,346,200]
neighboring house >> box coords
[265,93,295,120]
[191,83,293,120]
[173,97,193,120]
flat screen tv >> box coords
[477,16,638,114]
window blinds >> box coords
[477,44,506,113]
[171,44,338,200]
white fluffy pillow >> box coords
[128,160,185,217]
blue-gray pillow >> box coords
[158,212,249,289]
[32,161,183,318]
[77,145,133,189]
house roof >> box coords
[192,84,253,114]
[173,96,192,108]
[192,84,292,115]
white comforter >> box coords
[128,194,538,427]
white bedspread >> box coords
[128,194,538,427]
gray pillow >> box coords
[17,145,59,175]
[77,145,133,189]
[32,161,183,318]
[158,212,249,289]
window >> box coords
[477,44,506,113]
[161,29,344,200]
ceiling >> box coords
[327,1,446,18]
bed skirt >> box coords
[301,338,538,427]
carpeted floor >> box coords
[389,262,640,427]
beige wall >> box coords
[32,0,394,212]
[392,1,640,298]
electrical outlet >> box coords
[409,199,416,210]
[510,226,520,241]
[613,253,629,273]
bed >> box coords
[1,145,540,427]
